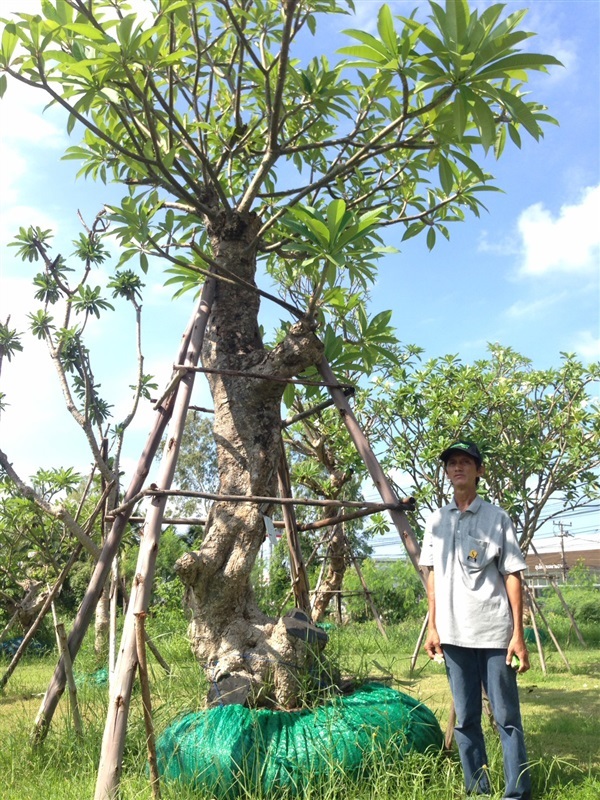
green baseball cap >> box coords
[440,440,483,465]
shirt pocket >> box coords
[461,535,494,572]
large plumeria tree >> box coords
[1,0,560,715]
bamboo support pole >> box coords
[524,587,546,675]
[277,438,311,615]
[119,583,171,676]
[346,540,388,640]
[281,388,355,428]
[318,356,425,585]
[410,612,429,674]
[55,622,84,738]
[32,293,209,745]
[310,540,330,615]
[174,363,355,390]
[530,542,586,647]
[444,705,456,752]
[0,545,82,693]
[524,584,571,671]
[135,613,161,800]
[549,576,586,646]
[94,281,213,800]
[144,634,171,675]
[124,499,410,529]
[335,589,343,624]
[278,527,336,614]
[117,489,410,514]
[108,559,119,685]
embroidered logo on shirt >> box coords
[467,549,478,562]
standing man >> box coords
[419,440,531,800]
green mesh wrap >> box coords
[156,682,443,796]
[524,626,549,644]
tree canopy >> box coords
[371,344,600,551]
[0,0,560,363]
[0,2,564,794]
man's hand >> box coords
[506,636,530,673]
[424,629,443,661]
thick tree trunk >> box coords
[176,214,324,708]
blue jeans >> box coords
[443,645,532,799]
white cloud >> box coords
[571,330,600,361]
[0,64,66,239]
[0,203,60,247]
[505,292,567,320]
[477,230,518,257]
[516,185,600,277]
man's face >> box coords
[444,452,484,490]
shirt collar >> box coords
[449,495,482,514]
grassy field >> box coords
[0,617,598,799]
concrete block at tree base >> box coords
[282,608,329,645]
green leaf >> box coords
[0,74,7,99]
[438,157,454,195]
[452,91,467,139]
[490,86,542,141]
[337,44,390,65]
[377,5,397,56]
[507,123,522,148]
[341,28,392,58]
[473,53,563,82]
[464,87,496,151]
[0,22,18,64]
[326,199,347,239]
[426,226,436,250]
[449,147,487,181]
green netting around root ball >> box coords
[156,682,443,797]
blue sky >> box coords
[0,1,598,554]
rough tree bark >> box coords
[175,214,325,709]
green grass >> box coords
[1,617,598,799]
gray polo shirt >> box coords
[419,495,526,649]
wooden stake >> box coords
[530,543,586,647]
[32,294,208,745]
[277,437,311,615]
[346,539,388,640]
[108,558,118,687]
[524,586,547,675]
[120,583,171,676]
[318,357,425,586]
[55,621,84,738]
[444,704,456,751]
[135,613,161,800]
[549,576,586,647]
[124,501,410,530]
[410,612,429,674]
[94,281,214,800]
[525,584,571,671]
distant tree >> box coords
[163,412,218,526]
[0,217,155,653]
[0,468,80,636]
[372,344,600,551]
[0,319,23,411]
[1,0,561,730]
[342,557,426,624]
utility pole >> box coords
[554,521,573,582]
